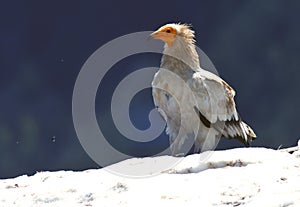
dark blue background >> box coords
[1,0,299,178]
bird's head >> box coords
[150,23,195,48]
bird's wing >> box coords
[189,69,255,145]
[189,69,238,124]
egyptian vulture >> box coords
[151,23,256,156]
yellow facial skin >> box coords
[151,26,177,48]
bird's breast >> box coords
[152,69,199,134]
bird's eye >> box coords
[166,29,171,33]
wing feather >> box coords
[189,70,238,123]
[190,69,256,145]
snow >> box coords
[1,146,300,207]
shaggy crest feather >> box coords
[177,23,195,43]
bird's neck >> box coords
[160,38,200,77]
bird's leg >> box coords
[194,139,202,153]
[171,131,194,156]
[170,133,183,156]
[170,140,180,156]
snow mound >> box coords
[1,147,300,207]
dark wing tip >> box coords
[193,106,211,128]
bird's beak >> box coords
[148,31,158,41]
[148,30,175,48]
[148,31,167,41]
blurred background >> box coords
[1,0,299,178]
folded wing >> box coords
[190,70,256,145]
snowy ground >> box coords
[1,144,300,207]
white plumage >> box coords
[151,23,256,155]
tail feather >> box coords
[227,121,256,146]
[194,106,256,146]
[213,120,256,146]
[242,122,256,138]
